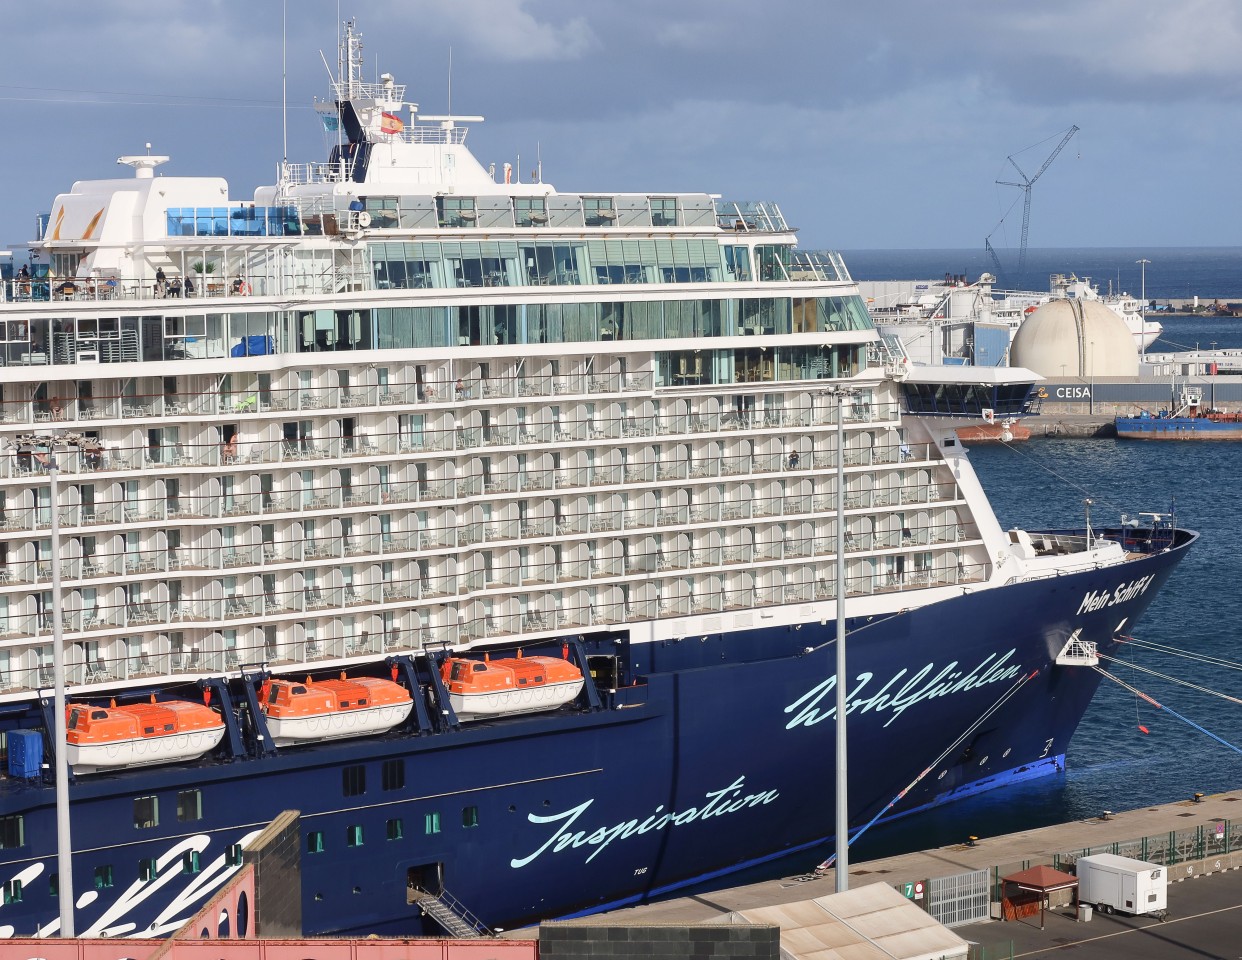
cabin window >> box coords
[227,843,244,866]
[472,663,486,672]
[3,879,22,904]
[94,865,114,889]
[342,765,366,797]
[462,806,479,829]
[68,708,82,729]
[307,831,324,854]
[133,796,159,829]
[91,710,107,720]
[182,851,201,875]
[0,815,24,849]
[177,789,202,822]
[425,812,441,835]
[48,873,57,897]
[347,825,364,847]
[139,858,158,882]
[386,818,404,840]
[382,758,405,791]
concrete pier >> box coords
[580,789,1242,927]
[1020,414,1116,438]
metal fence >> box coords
[930,868,991,927]
[1053,819,1242,871]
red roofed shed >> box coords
[1000,865,1079,929]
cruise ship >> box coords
[0,24,1194,940]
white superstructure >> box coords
[0,22,1101,704]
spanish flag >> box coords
[381,112,404,135]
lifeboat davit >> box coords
[66,698,226,775]
[261,674,413,747]
[441,653,584,721]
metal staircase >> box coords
[1055,629,1099,667]
[414,886,493,939]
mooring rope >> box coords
[1093,666,1242,758]
[1118,635,1242,673]
[1097,652,1242,705]
[815,667,1040,871]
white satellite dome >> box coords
[1010,298,1138,378]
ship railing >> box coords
[621,417,656,439]
[589,465,623,486]
[552,468,587,489]
[554,561,590,583]
[417,529,452,550]
[481,520,519,544]
[303,536,342,561]
[518,517,554,539]
[518,469,553,492]
[720,455,750,476]
[715,200,790,233]
[621,463,655,484]
[549,516,582,536]
[753,542,784,561]
[587,557,625,579]
[654,461,686,481]
[344,534,378,557]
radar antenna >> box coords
[990,125,1079,283]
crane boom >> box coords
[993,125,1079,282]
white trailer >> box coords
[1076,853,1167,917]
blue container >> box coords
[8,730,43,779]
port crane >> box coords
[986,125,1079,283]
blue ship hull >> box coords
[0,529,1193,939]
[1116,415,1242,439]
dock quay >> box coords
[538,789,1242,959]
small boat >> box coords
[66,697,226,775]
[441,653,584,721]
[1116,392,1242,440]
[261,674,413,746]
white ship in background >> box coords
[862,272,1162,367]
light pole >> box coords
[25,434,81,937]
[832,388,853,892]
[1136,259,1150,352]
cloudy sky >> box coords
[2,0,1237,252]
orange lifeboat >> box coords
[261,674,413,746]
[66,698,225,775]
[440,653,584,721]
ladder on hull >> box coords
[414,886,493,939]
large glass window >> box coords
[583,197,616,227]
[515,197,548,227]
[650,197,677,227]
[437,197,478,228]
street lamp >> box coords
[831,387,856,892]
[1136,259,1151,352]
[22,433,85,937]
